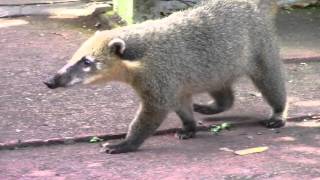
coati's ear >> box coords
[108,38,143,60]
[108,38,126,56]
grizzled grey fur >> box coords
[44,0,287,154]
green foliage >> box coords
[210,123,231,134]
[89,136,104,143]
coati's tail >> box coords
[257,0,278,19]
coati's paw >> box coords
[175,129,196,140]
[193,104,223,115]
[100,141,138,154]
[260,117,286,128]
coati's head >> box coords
[44,31,143,89]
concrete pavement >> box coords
[1,127,320,179]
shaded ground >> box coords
[0,8,319,179]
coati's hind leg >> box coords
[193,87,234,115]
[175,96,196,139]
[250,49,287,128]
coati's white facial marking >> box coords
[84,55,95,62]
[58,64,72,74]
[82,55,96,72]
[96,62,103,70]
[68,77,82,86]
[57,56,96,75]
[81,56,95,72]
[83,67,91,72]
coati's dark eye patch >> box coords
[83,59,92,66]
[81,56,94,66]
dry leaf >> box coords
[234,146,269,156]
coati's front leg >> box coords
[101,104,168,154]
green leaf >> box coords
[210,123,232,134]
[221,123,231,129]
[210,125,221,134]
[89,136,103,143]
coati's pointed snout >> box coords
[43,75,61,89]
[43,80,57,89]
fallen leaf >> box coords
[234,146,269,156]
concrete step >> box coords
[0,0,82,6]
[0,1,111,18]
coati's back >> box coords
[110,0,276,92]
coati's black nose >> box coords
[43,76,59,89]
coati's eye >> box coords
[83,59,92,66]
[81,56,94,66]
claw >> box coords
[175,130,196,140]
[100,141,137,154]
[260,118,286,128]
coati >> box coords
[44,0,287,154]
